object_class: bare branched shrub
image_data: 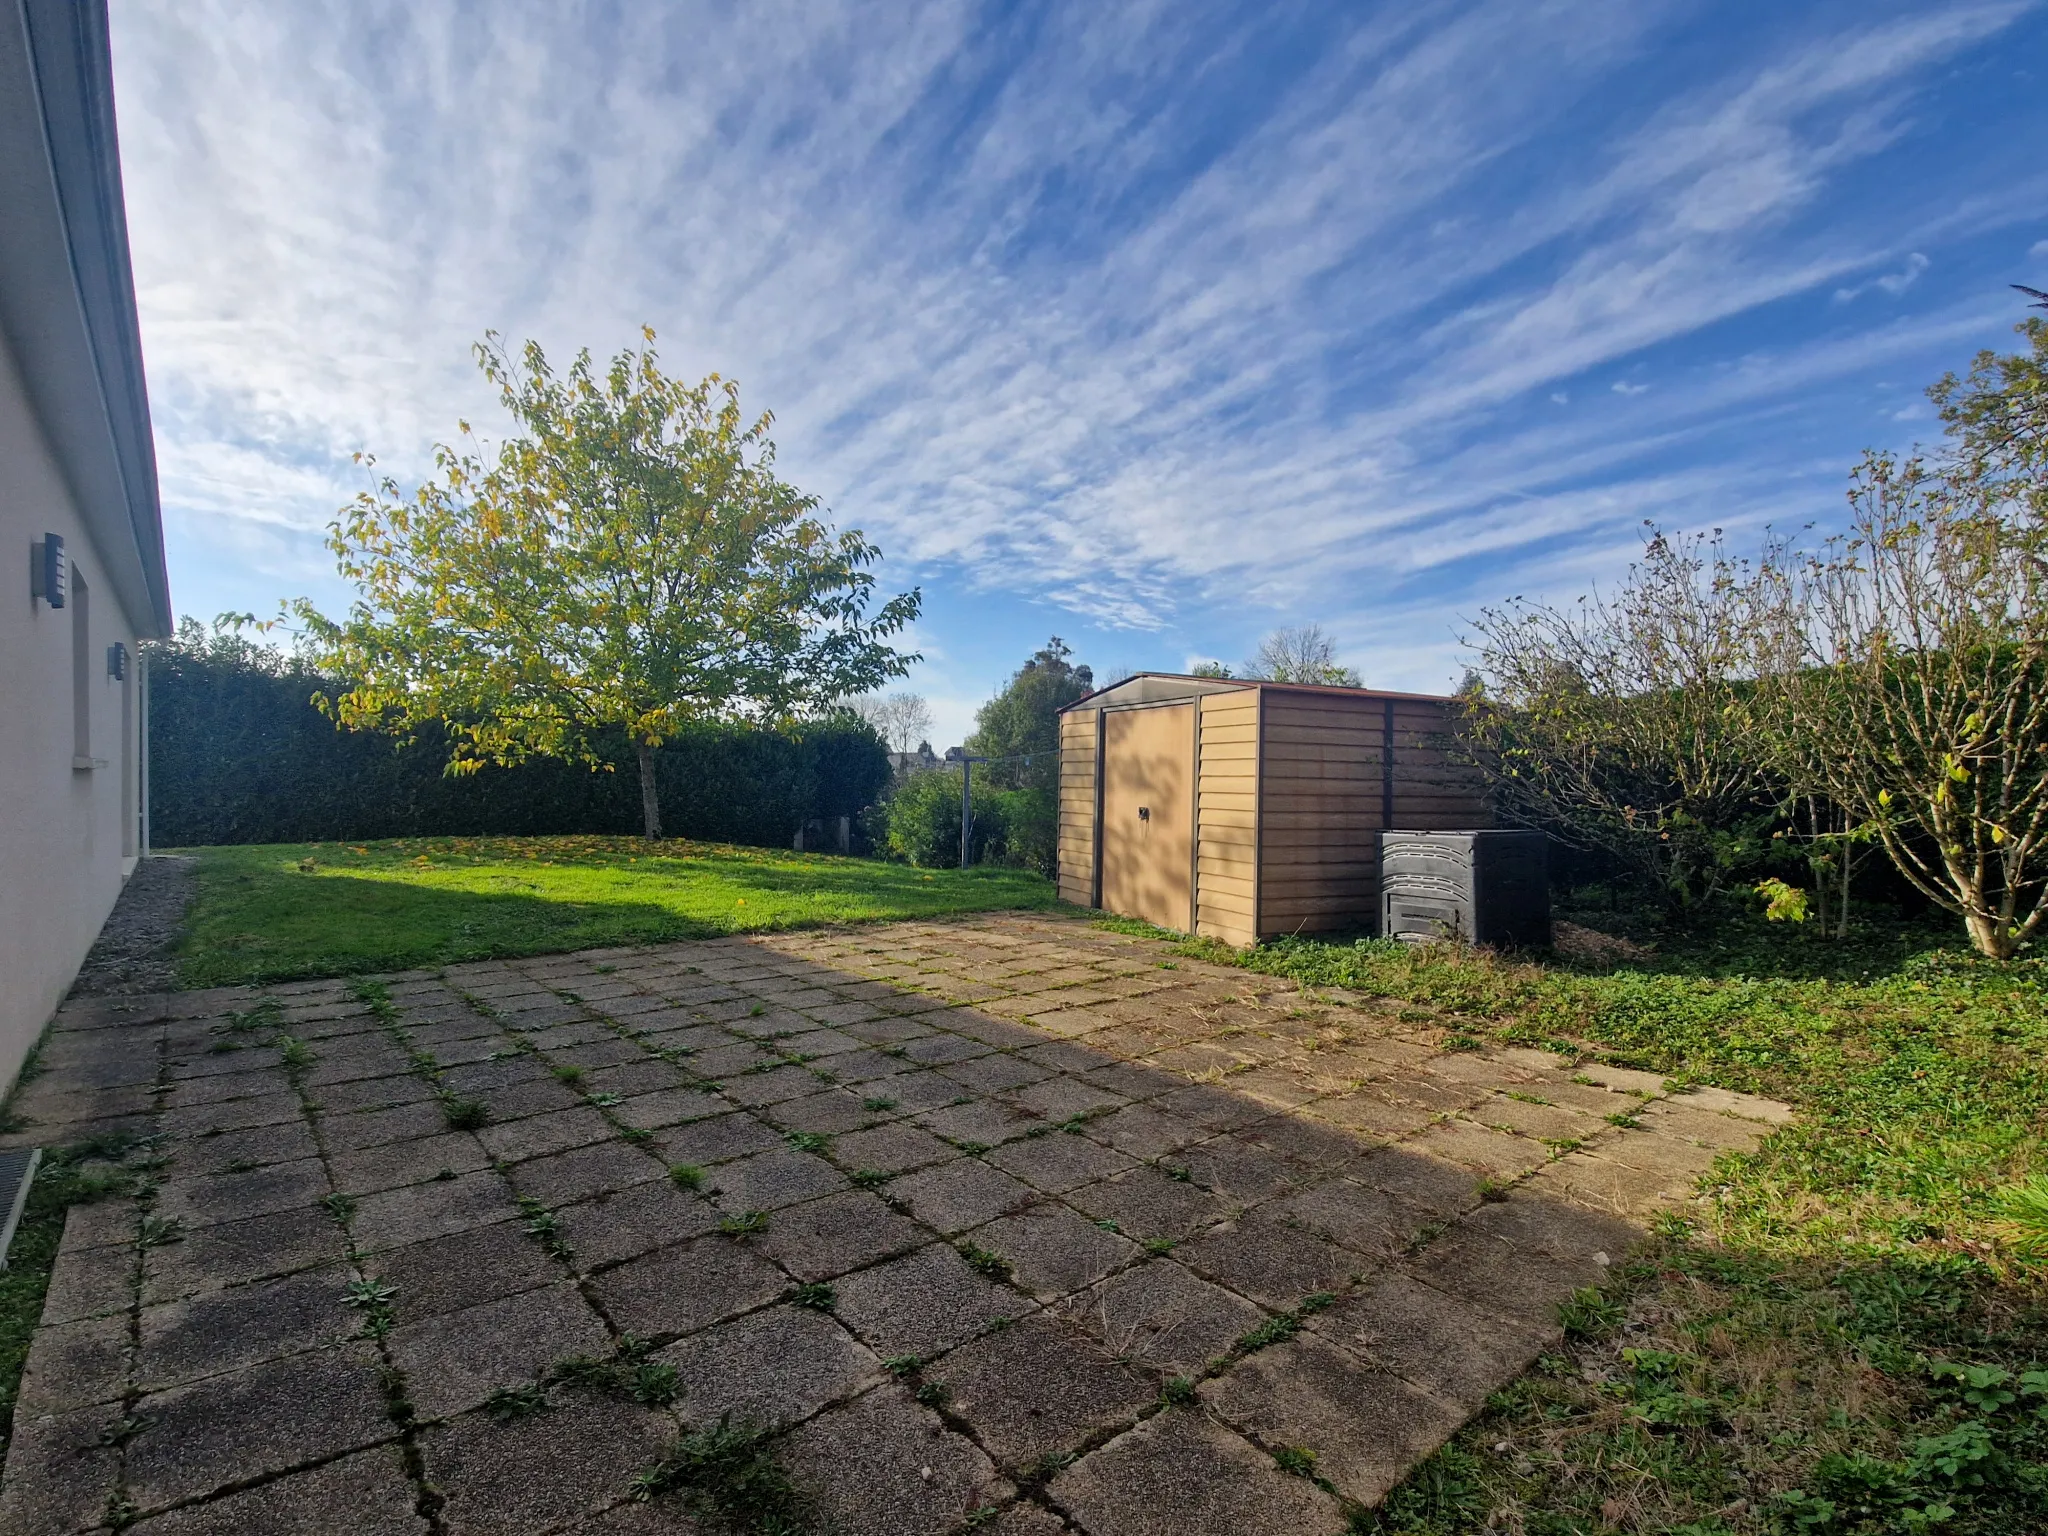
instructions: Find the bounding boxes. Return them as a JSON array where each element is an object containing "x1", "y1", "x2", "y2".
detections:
[
  {"x1": 1765, "y1": 452, "x2": 2048, "y2": 959},
  {"x1": 1461, "y1": 530, "x2": 1790, "y2": 903}
]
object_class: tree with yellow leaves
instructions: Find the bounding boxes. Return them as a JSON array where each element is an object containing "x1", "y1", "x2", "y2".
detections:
[{"x1": 296, "y1": 331, "x2": 919, "y2": 839}]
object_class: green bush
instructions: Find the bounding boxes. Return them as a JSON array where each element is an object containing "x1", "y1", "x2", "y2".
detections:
[
  {"x1": 145, "y1": 620, "x2": 891, "y2": 848},
  {"x1": 992, "y1": 785, "x2": 1057, "y2": 878},
  {"x1": 882, "y1": 769, "x2": 1012, "y2": 867}
]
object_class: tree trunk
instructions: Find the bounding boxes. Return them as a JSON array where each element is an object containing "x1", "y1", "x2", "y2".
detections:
[
  {"x1": 636, "y1": 741, "x2": 663, "y2": 841},
  {"x1": 1836, "y1": 837, "x2": 1852, "y2": 941},
  {"x1": 1963, "y1": 907, "x2": 2013, "y2": 961}
]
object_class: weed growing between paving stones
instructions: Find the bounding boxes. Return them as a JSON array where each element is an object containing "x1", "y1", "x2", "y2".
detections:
[
  {"x1": 783, "y1": 1131, "x2": 829, "y2": 1154},
  {"x1": 519, "y1": 1197, "x2": 575, "y2": 1260},
  {"x1": 957, "y1": 1242, "x2": 1013, "y2": 1280},
  {"x1": 136, "y1": 1213, "x2": 183, "y2": 1248},
  {"x1": 848, "y1": 1168, "x2": 891, "y2": 1190},
  {"x1": 343, "y1": 1278, "x2": 399, "y2": 1340},
  {"x1": 550, "y1": 1347, "x2": 683, "y2": 1407},
  {"x1": 790, "y1": 1283, "x2": 835, "y2": 1310},
  {"x1": 96, "y1": 1413, "x2": 153, "y2": 1447},
  {"x1": 484, "y1": 1383, "x2": 549, "y2": 1421},
  {"x1": 1274, "y1": 1445, "x2": 1319, "y2": 1478},
  {"x1": 631, "y1": 1414, "x2": 810, "y2": 1534},
  {"x1": 442, "y1": 1095, "x2": 490, "y2": 1130},
  {"x1": 669, "y1": 1162, "x2": 706, "y2": 1190},
  {"x1": 719, "y1": 1210, "x2": 769, "y2": 1236},
  {"x1": 1235, "y1": 1314, "x2": 1300, "y2": 1353}
]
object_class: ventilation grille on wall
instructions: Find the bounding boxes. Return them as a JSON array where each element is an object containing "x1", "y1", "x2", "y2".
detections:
[{"x1": 0, "y1": 1149, "x2": 43, "y2": 1270}]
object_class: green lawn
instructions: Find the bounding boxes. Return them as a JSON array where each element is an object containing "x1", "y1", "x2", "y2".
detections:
[
  {"x1": 173, "y1": 835, "x2": 1056, "y2": 986},
  {"x1": 1108, "y1": 910, "x2": 2048, "y2": 1535}
]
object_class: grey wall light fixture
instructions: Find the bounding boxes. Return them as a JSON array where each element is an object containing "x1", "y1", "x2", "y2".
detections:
[{"x1": 30, "y1": 534, "x2": 66, "y2": 608}]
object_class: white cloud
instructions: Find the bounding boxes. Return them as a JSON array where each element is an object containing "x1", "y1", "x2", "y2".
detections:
[
  {"x1": 108, "y1": 0, "x2": 2037, "y2": 667},
  {"x1": 1835, "y1": 249, "x2": 1931, "y2": 301}
]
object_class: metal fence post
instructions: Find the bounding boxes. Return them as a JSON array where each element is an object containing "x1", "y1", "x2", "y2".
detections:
[{"x1": 959, "y1": 757, "x2": 972, "y2": 869}]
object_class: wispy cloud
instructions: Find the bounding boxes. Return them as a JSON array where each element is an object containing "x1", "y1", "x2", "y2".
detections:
[{"x1": 109, "y1": 0, "x2": 2044, "y2": 696}]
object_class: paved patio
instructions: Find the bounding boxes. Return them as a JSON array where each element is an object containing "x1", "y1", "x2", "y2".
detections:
[{"x1": 0, "y1": 911, "x2": 1787, "y2": 1535}]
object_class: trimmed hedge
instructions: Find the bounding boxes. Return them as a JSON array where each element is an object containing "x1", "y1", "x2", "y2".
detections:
[{"x1": 146, "y1": 632, "x2": 891, "y2": 849}]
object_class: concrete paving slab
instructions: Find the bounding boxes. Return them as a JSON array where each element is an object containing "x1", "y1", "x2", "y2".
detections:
[
  {"x1": 784, "y1": 1384, "x2": 1013, "y2": 1536},
  {"x1": 368, "y1": 1219, "x2": 563, "y2": 1324},
  {"x1": 135, "y1": 1264, "x2": 354, "y2": 1390},
  {"x1": 123, "y1": 1343, "x2": 393, "y2": 1509},
  {"x1": 588, "y1": 1232, "x2": 788, "y2": 1338},
  {"x1": 1203, "y1": 1332, "x2": 1467, "y2": 1505},
  {"x1": 752, "y1": 1189, "x2": 927, "y2": 1281},
  {"x1": 935, "y1": 1313, "x2": 1154, "y2": 1473},
  {"x1": 971, "y1": 1201, "x2": 1139, "y2": 1299},
  {"x1": 389, "y1": 1282, "x2": 609, "y2": 1420},
  {"x1": 1048, "y1": 1408, "x2": 1344, "y2": 1536},
  {"x1": 830, "y1": 1242, "x2": 1029, "y2": 1358},
  {"x1": 127, "y1": 1444, "x2": 426, "y2": 1536},
  {"x1": 424, "y1": 1393, "x2": 672, "y2": 1536},
  {"x1": 656, "y1": 1304, "x2": 877, "y2": 1428},
  {"x1": 1062, "y1": 1258, "x2": 1265, "y2": 1375}
]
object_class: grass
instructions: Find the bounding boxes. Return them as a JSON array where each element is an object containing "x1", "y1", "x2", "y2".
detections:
[
  {"x1": 1103, "y1": 905, "x2": 2048, "y2": 1534},
  {"x1": 0, "y1": 1138, "x2": 142, "y2": 1463},
  {"x1": 171, "y1": 834, "x2": 1057, "y2": 986}
]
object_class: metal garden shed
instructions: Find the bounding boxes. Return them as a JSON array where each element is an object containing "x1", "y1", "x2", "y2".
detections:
[{"x1": 1056, "y1": 673, "x2": 1491, "y2": 945}]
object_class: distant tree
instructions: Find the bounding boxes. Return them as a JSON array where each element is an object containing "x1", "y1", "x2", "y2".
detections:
[
  {"x1": 1244, "y1": 624, "x2": 1362, "y2": 686},
  {"x1": 296, "y1": 330, "x2": 919, "y2": 840},
  {"x1": 1190, "y1": 660, "x2": 1234, "y2": 678},
  {"x1": 847, "y1": 691, "x2": 934, "y2": 753},
  {"x1": 966, "y1": 637, "x2": 1094, "y2": 791}
]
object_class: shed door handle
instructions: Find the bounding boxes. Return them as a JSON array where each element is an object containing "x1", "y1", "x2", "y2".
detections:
[{"x1": 1138, "y1": 806, "x2": 1150, "y2": 821}]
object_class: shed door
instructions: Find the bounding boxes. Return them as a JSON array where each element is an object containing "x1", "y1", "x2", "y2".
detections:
[{"x1": 1101, "y1": 703, "x2": 1195, "y2": 932}]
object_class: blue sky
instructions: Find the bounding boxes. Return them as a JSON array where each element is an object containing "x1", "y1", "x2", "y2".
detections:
[{"x1": 111, "y1": 0, "x2": 2048, "y2": 749}]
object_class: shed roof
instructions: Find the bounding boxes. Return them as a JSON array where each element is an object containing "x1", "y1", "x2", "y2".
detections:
[{"x1": 1059, "y1": 671, "x2": 1456, "y2": 714}]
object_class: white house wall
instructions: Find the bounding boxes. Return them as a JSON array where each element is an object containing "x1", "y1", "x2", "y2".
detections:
[{"x1": 0, "y1": 319, "x2": 144, "y2": 1092}]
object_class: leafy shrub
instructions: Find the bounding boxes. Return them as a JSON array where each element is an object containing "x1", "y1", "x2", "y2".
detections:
[{"x1": 880, "y1": 769, "x2": 1010, "y2": 867}]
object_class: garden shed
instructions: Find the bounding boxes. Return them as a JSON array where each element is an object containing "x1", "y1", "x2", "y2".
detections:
[{"x1": 1057, "y1": 673, "x2": 1490, "y2": 945}]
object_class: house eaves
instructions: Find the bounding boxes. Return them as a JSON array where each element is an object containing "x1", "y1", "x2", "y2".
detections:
[{"x1": 0, "y1": 0, "x2": 170, "y2": 637}]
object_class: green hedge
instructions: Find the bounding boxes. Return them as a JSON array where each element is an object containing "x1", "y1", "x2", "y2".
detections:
[{"x1": 146, "y1": 630, "x2": 891, "y2": 849}]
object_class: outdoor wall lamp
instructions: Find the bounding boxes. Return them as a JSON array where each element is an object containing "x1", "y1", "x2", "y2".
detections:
[
  {"x1": 107, "y1": 641, "x2": 127, "y2": 680},
  {"x1": 30, "y1": 534, "x2": 65, "y2": 608}
]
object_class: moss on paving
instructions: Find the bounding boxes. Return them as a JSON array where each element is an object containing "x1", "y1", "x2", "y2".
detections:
[{"x1": 173, "y1": 835, "x2": 1056, "y2": 986}]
